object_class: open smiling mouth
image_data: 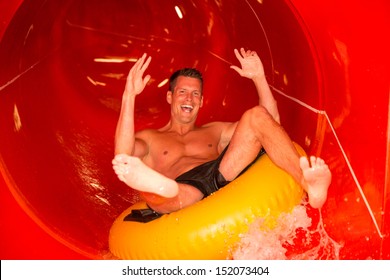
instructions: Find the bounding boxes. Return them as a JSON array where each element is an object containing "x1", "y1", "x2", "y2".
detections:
[{"x1": 181, "y1": 105, "x2": 194, "y2": 113}]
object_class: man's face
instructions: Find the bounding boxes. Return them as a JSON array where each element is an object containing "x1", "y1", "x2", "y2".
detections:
[{"x1": 167, "y1": 76, "x2": 203, "y2": 124}]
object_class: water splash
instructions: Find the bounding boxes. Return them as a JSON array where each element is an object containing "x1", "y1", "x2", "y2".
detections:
[{"x1": 232, "y1": 204, "x2": 343, "y2": 260}]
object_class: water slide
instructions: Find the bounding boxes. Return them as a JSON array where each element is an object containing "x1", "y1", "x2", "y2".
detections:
[{"x1": 0, "y1": 0, "x2": 389, "y2": 259}]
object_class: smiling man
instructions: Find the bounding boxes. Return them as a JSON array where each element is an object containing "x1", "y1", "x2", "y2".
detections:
[{"x1": 112, "y1": 48, "x2": 331, "y2": 214}]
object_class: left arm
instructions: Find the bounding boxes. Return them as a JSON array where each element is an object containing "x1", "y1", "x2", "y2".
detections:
[{"x1": 230, "y1": 48, "x2": 280, "y2": 123}]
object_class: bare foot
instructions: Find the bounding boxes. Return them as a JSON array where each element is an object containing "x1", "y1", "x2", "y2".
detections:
[
  {"x1": 112, "y1": 154, "x2": 179, "y2": 198},
  {"x1": 299, "y1": 156, "x2": 332, "y2": 208}
]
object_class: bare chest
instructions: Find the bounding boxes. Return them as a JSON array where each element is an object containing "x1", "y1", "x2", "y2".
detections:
[{"x1": 144, "y1": 130, "x2": 221, "y2": 177}]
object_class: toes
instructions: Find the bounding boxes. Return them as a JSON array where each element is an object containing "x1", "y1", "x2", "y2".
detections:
[
  {"x1": 117, "y1": 174, "x2": 125, "y2": 182},
  {"x1": 305, "y1": 156, "x2": 331, "y2": 174},
  {"x1": 309, "y1": 156, "x2": 326, "y2": 168},
  {"x1": 299, "y1": 156, "x2": 310, "y2": 170},
  {"x1": 113, "y1": 163, "x2": 128, "y2": 175},
  {"x1": 112, "y1": 158, "x2": 119, "y2": 165},
  {"x1": 315, "y1": 157, "x2": 323, "y2": 166},
  {"x1": 114, "y1": 154, "x2": 129, "y2": 164},
  {"x1": 310, "y1": 156, "x2": 317, "y2": 167},
  {"x1": 112, "y1": 155, "x2": 123, "y2": 165},
  {"x1": 112, "y1": 165, "x2": 121, "y2": 175}
]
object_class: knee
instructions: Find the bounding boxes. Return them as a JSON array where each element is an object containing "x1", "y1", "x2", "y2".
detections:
[{"x1": 243, "y1": 106, "x2": 273, "y2": 126}]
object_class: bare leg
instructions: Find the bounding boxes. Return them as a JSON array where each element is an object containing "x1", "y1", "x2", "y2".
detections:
[
  {"x1": 141, "y1": 184, "x2": 203, "y2": 214},
  {"x1": 219, "y1": 106, "x2": 301, "y2": 181},
  {"x1": 219, "y1": 105, "x2": 331, "y2": 208},
  {"x1": 112, "y1": 154, "x2": 203, "y2": 213}
]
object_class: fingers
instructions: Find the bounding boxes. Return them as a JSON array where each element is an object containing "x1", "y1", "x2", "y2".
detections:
[
  {"x1": 231, "y1": 48, "x2": 261, "y2": 79},
  {"x1": 135, "y1": 54, "x2": 151, "y2": 74},
  {"x1": 129, "y1": 53, "x2": 145, "y2": 73},
  {"x1": 233, "y1": 48, "x2": 242, "y2": 61},
  {"x1": 237, "y1": 47, "x2": 257, "y2": 58},
  {"x1": 140, "y1": 55, "x2": 151, "y2": 73},
  {"x1": 240, "y1": 47, "x2": 253, "y2": 57},
  {"x1": 125, "y1": 54, "x2": 152, "y2": 95},
  {"x1": 230, "y1": 65, "x2": 243, "y2": 76},
  {"x1": 233, "y1": 48, "x2": 254, "y2": 61},
  {"x1": 143, "y1": 74, "x2": 151, "y2": 87},
  {"x1": 240, "y1": 47, "x2": 246, "y2": 57},
  {"x1": 248, "y1": 50, "x2": 257, "y2": 57},
  {"x1": 230, "y1": 48, "x2": 247, "y2": 76},
  {"x1": 231, "y1": 49, "x2": 243, "y2": 74},
  {"x1": 128, "y1": 53, "x2": 151, "y2": 77}
]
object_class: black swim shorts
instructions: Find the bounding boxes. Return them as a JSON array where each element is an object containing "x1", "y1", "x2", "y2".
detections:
[{"x1": 175, "y1": 146, "x2": 266, "y2": 198}]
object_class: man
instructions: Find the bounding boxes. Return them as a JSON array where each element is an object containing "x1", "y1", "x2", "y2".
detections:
[{"x1": 112, "y1": 48, "x2": 331, "y2": 214}]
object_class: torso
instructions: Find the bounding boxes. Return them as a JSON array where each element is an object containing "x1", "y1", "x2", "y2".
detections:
[{"x1": 136, "y1": 122, "x2": 232, "y2": 179}]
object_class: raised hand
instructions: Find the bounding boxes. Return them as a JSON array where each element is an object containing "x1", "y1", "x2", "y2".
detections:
[
  {"x1": 230, "y1": 48, "x2": 265, "y2": 80},
  {"x1": 125, "y1": 53, "x2": 152, "y2": 96}
]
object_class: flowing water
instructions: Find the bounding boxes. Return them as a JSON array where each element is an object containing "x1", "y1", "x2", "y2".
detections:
[{"x1": 232, "y1": 204, "x2": 343, "y2": 260}]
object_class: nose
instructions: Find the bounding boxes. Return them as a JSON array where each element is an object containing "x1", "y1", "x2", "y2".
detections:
[{"x1": 185, "y1": 92, "x2": 193, "y2": 101}]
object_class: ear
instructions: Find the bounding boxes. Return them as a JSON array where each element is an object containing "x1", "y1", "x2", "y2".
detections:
[
  {"x1": 200, "y1": 96, "x2": 204, "y2": 108},
  {"x1": 166, "y1": 91, "x2": 173, "y2": 104}
]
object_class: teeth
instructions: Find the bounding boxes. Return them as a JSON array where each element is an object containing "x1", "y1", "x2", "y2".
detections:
[{"x1": 181, "y1": 105, "x2": 193, "y2": 111}]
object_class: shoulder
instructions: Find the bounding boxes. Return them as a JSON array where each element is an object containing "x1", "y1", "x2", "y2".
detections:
[
  {"x1": 133, "y1": 129, "x2": 159, "y2": 158},
  {"x1": 134, "y1": 129, "x2": 159, "y2": 145},
  {"x1": 135, "y1": 128, "x2": 158, "y2": 137},
  {"x1": 202, "y1": 121, "x2": 238, "y2": 151},
  {"x1": 202, "y1": 121, "x2": 237, "y2": 133},
  {"x1": 201, "y1": 121, "x2": 232, "y2": 130}
]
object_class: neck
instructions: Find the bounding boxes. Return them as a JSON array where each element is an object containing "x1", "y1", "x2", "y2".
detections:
[{"x1": 162, "y1": 120, "x2": 197, "y2": 135}]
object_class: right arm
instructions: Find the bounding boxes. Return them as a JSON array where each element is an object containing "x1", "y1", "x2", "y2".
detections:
[{"x1": 114, "y1": 53, "x2": 151, "y2": 156}]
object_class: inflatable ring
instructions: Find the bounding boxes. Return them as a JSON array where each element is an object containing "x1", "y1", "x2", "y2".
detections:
[{"x1": 109, "y1": 144, "x2": 305, "y2": 259}]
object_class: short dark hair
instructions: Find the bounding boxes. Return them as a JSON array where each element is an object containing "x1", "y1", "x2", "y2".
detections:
[{"x1": 169, "y1": 68, "x2": 203, "y2": 92}]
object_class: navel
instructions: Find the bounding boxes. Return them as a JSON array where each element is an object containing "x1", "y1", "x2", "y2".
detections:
[
  {"x1": 163, "y1": 151, "x2": 168, "y2": 155},
  {"x1": 208, "y1": 143, "x2": 213, "y2": 148}
]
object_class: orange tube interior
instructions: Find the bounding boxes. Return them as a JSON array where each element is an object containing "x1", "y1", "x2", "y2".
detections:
[{"x1": 0, "y1": 0, "x2": 389, "y2": 259}]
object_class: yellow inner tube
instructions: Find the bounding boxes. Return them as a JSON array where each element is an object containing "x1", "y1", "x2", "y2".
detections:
[{"x1": 109, "y1": 144, "x2": 305, "y2": 260}]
